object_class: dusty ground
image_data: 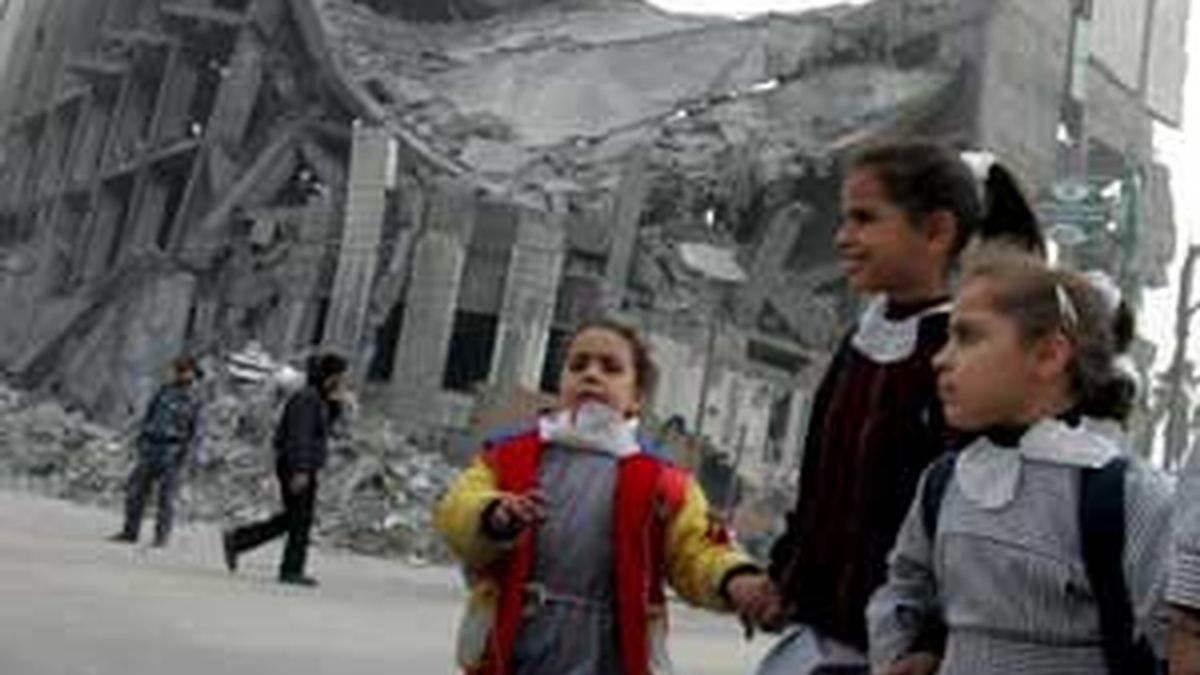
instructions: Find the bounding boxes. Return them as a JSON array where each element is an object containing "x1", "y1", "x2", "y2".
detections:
[{"x1": 0, "y1": 487, "x2": 770, "y2": 674}]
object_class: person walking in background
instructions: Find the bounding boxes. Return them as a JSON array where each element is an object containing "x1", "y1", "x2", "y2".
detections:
[
  {"x1": 110, "y1": 355, "x2": 203, "y2": 548},
  {"x1": 738, "y1": 140, "x2": 1044, "y2": 674},
  {"x1": 221, "y1": 352, "x2": 349, "y2": 587},
  {"x1": 867, "y1": 247, "x2": 1171, "y2": 675}
]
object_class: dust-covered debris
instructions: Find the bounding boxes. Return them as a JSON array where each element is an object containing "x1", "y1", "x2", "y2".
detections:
[{"x1": 0, "y1": 369, "x2": 458, "y2": 564}]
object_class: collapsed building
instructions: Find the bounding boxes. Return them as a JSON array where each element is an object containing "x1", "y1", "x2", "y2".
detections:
[{"x1": 0, "y1": 0, "x2": 1188, "y2": 488}]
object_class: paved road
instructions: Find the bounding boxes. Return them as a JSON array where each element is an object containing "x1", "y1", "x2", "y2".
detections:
[{"x1": 0, "y1": 489, "x2": 770, "y2": 674}]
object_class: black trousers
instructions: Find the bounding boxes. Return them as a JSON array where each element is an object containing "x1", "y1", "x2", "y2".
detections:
[
  {"x1": 228, "y1": 465, "x2": 318, "y2": 579},
  {"x1": 121, "y1": 443, "x2": 185, "y2": 545}
]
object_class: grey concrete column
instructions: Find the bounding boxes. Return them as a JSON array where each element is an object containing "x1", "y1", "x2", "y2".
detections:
[
  {"x1": 389, "y1": 179, "x2": 476, "y2": 424},
  {"x1": 489, "y1": 207, "x2": 565, "y2": 392},
  {"x1": 736, "y1": 204, "x2": 807, "y2": 325},
  {"x1": 323, "y1": 123, "x2": 393, "y2": 355},
  {"x1": 603, "y1": 150, "x2": 650, "y2": 309}
]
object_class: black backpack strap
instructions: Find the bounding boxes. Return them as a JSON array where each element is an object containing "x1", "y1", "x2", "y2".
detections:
[
  {"x1": 1079, "y1": 457, "x2": 1159, "y2": 674},
  {"x1": 921, "y1": 452, "x2": 957, "y2": 541}
]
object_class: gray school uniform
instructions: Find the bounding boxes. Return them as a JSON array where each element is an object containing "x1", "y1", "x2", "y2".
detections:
[
  {"x1": 868, "y1": 421, "x2": 1173, "y2": 675},
  {"x1": 511, "y1": 443, "x2": 623, "y2": 675}
]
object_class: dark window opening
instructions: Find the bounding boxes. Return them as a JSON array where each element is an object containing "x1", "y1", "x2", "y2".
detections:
[
  {"x1": 538, "y1": 327, "x2": 572, "y2": 394},
  {"x1": 276, "y1": 159, "x2": 324, "y2": 206},
  {"x1": 187, "y1": 57, "x2": 223, "y2": 133},
  {"x1": 50, "y1": 202, "x2": 88, "y2": 295},
  {"x1": 135, "y1": 52, "x2": 168, "y2": 142},
  {"x1": 103, "y1": 177, "x2": 135, "y2": 270},
  {"x1": 764, "y1": 392, "x2": 792, "y2": 465},
  {"x1": 364, "y1": 78, "x2": 395, "y2": 106},
  {"x1": 0, "y1": 212, "x2": 22, "y2": 247},
  {"x1": 443, "y1": 311, "x2": 498, "y2": 393},
  {"x1": 310, "y1": 297, "x2": 330, "y2": 347},
  {"x1": 894, "y1": 34, "x2": 941, "y2": 70},
  {"x1": 57, "y1": 105, "x2": 81, "y2": 173},
  {"x1": 367, "y1": 301, "x2": 405, "y2": 382},
  {"x1": 243, "y1": 70, "x2": 282, "y2": 157},
  {"x1": 783, "y1": 174, "x2": 841, "y2": 271},
  {"x1": 20, "y1": 121, "x2": 45, "y2": 202},
  {"x1": 213, "y1": 0, "x2": 251, "y2": 11},
  {"x1": 184, "y1": 301, "x2": 199, "y2": 344},
  {"x1": 81, "y1": 91, "x2": 118, "y2": 180},
  {"x1": 563, "y1": 249, "x2": 607, "y2": 276},
  {"x1": 155, "y1": 166, "x2": 190, "y2": 249},
  {"x1": 746, "y1": 339, "x2": 809, "y2": 375},
  {"x1": 107, "y1": 0, "x2": 144, "y2": 28}
]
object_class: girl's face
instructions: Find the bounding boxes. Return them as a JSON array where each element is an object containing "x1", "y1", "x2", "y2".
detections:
[
  {"x1": 559, "y1": 328, "x2": 641, "y2": 418},
  {"x1": 836, "y1": 167, "x2": 953, "y2": 299},
  {"x1": 933, "y1": 278, "x2": 1061, "y2": 430}
]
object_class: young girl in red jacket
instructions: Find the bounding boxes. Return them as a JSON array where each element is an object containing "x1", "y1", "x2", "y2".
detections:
[{"x1": 436, "y1": 318, "x2": 762, "y2": 675}]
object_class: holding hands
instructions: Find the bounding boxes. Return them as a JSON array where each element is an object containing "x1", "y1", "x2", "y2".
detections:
[
  {"x1": 726, "y1": 573, "x2": 793, "y2": 633},
  {"x1": 875, "y1": 653, "x2": 940, "y2": 675}
]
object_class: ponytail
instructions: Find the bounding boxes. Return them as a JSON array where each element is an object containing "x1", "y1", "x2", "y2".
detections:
[
  {"x1": 1077, "y1": 371, "x2": 1137, "y2": 423},
  {"x1": 979, "y1": 164, "x2": 1045, "y2": 257}
]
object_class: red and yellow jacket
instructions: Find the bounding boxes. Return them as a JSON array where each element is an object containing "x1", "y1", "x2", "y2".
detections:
[{"x1": 434, "y1": 424, "x2": 755, "y2": 675}]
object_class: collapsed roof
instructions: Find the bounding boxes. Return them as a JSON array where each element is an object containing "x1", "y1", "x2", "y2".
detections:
[{"x1": 312, "y1": 0, "x2": 965, "y2": 208}]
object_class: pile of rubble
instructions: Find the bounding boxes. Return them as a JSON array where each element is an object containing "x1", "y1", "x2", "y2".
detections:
[{"x1": 0, "y1": 354, "x2": 458, "y2": 564}]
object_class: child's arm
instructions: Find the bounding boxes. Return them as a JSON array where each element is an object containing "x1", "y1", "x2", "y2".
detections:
[
  {"x1": 866, "y1": 472, "x2": 943, "y2": 671},
  {"x1": 662, "y1": 474, "x2": 758, "y2": 612},
  {"x1": 434, "y1": 457, "x2": 513, "y2": 568}
]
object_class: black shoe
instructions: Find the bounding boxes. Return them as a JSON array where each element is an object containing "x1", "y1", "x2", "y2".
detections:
[
  {"x1": 107, "y1": 532, "x2": 136, "y2": 544},
  {"x1": 221, "y1": 531, "x2": 238, "y2": 573},
  {"x1": 278, "y1": 575, "x2": 319, "y2": 588}
]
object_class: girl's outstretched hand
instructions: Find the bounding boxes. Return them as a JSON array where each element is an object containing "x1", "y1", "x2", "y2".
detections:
[{"x1": 486, "y1": 491, "x2": 547, "y2": 538}]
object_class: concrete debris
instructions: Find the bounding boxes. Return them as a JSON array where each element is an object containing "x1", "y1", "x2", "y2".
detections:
[{"x1": 0, "y1": 373, "x2": 456, "y2": 564}]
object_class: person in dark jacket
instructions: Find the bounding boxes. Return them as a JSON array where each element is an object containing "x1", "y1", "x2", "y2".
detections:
[
  {"x1": 222, "y1": 352, "x2": 349, "y2": 586},
  {"x1": 110, "y1": 355, "x2": 203, "y2": 548}
]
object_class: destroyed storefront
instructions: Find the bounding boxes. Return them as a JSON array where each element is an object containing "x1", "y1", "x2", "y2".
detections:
[{"x1": 0, "y1": 0, "x2": 1184, "y2": 490}]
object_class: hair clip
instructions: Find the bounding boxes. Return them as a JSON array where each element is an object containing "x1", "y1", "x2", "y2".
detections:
[
  {"x1": 959, "y1": 150, "x2": 996, "y2": 183},
  {"x1": 1081, "y1": 270, "x2": 1121, "y2": 314},
  {"x1": 959, "y1": 150, "x2": 996, "y2": 203},
  {"x1": 1056, "y1": 284, "x2": 1080, "y2": 332}
]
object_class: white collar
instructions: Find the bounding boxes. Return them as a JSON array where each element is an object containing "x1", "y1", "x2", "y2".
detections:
[
  {"x1": 538, "y1": 402, "x2": 641, "y2": 458},
  {"x1": 956, "y1": 419, "x2": 1120, "y2": 509},
  {"x1": 851, "y1": 295, "x2": 951, "y2": 364}
]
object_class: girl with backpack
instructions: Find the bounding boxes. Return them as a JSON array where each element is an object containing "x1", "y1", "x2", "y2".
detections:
[{"x1": 866, "y1": 247, "x2": 1172, "y2": 675}]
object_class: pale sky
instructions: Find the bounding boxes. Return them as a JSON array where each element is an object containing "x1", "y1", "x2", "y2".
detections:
[{"x1": 650, "y1": 0, "x2": 1199, "y2": 371}]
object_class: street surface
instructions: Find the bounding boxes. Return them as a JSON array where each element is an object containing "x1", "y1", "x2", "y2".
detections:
[{"x1": 0, "y1": 489, "x2": 769, "y2": 674}]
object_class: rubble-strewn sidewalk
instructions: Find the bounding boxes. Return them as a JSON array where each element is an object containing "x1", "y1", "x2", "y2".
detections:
[{"x1": 0, "y1": 377, "x2": 455, "y2": 564}]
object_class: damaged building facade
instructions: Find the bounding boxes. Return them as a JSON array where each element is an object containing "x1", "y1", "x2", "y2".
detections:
[{"x1": 0, "y1": 0, "x2": 1188, "y2": 485}]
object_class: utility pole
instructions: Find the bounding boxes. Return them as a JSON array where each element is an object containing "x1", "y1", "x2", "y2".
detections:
[
  {"x1": 1164, "y1": 244, "x2": 1200, "y2": 470},
  {"x1": 1064, "y1": 0, "x2": 1094, "y2": 186}
]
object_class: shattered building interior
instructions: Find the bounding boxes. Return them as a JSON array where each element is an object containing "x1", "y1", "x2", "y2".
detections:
[{"x1": 0, "y1": 0, "x2": 1188, "y2": 484}]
